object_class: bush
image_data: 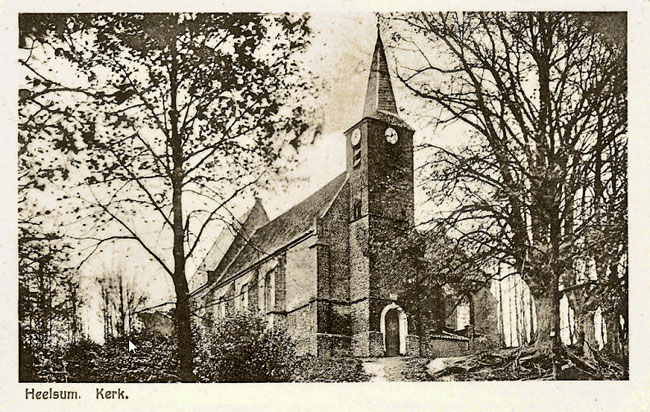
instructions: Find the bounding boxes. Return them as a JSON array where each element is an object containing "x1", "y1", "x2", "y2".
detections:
[
  {"x1": 64, "y1": 332, "x2": 179, "y2": 382},
  {"x1": 19, "y1": 343, "x2": 70, "y2": 383},
  {"x1": 194, "y1": 314, "x2": 295, "y2": 382}
]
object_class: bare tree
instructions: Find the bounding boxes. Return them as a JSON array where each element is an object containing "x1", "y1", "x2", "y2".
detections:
[
  {"x1": 387, "y1": 12, "x2": 627, "y2": 374},
  {"x1": 96, "y1": 268, "x2": 149, "y2": 340}
]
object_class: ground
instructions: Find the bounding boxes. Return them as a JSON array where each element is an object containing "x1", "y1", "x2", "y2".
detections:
[
  {"x1": 360, "y1": 346, "x2": 627, "y2": 382},
  {"x1": 361, "y1": 357, "x2": 432, "y2": 382}
]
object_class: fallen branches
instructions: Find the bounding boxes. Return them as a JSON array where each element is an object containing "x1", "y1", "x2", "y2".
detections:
[{"x1": 426, "y1": 344, "x2": 627, "y2": 381}]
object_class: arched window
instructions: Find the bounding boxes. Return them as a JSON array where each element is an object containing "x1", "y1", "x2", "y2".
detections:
[
  {"x1": 225, "y1": 283, "x2": 235, "y2": 315},
  {"x1": 265, "y1": 270, "x2": 275, "y2": 313},
  {"x1": 456, "y1": 295, "x2": 472, "y2": 330},
  {"x1": 258, "y1": 275, "x2": 265, "y2": 312},
  {"x1": 352, "y1": 199, "x2": 362, "y2": 221},
  {"x1": 240, "y1": 283, "x2": 249, "y2": 312},
  {"x1": 219, "y1": 301, "x2": 226, "y2": 318}
]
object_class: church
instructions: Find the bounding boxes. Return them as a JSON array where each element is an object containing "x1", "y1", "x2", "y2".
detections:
[{"x1": 189, "y1": 29, "x2": 499, "y2": 358}]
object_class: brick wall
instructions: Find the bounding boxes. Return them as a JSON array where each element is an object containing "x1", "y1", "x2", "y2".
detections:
[
  {"x1": 350, "y1": 300, "x2": 370, "y2": 356},
  {"x1": 285, "y1": 239, "x2": 317, "y2": 312},
  {"x1": 286, "y1": 302, "x2": 317, "y2": 356},
  {"x1": 426, "y1": 336, "x2": 471, "y2": 358},
  {"x1": 316, "y1": 333, "x2": 352, "y2": 357},
  {"x1": 316, "y1": 181, "x2": 350, "y2": 302},
  {"x1": 366, "y1": 121, "x2": 414, "y2": 225}
]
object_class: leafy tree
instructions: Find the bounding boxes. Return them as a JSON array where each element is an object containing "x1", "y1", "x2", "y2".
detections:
[
  {"x1": 387, "y1": 12, "x2": 626, "y2": 373},
  {"x1": 19, "y1": 13, "x2": 318, "y2": 380}
]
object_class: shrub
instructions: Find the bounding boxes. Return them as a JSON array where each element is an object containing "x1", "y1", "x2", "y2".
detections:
[
  {"x1": 64, "y1": 333, "x2": 179, "y2": 382},
  {"x1": 19, "y1": 343, "x2": 70, "y2": 383},
  {"x1": 194, "y1": 314, "x2": 295, "y2": 382}
]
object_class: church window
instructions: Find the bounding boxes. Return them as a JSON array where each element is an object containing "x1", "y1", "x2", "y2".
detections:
[
  {"x1": 456, "y1": 295, "x2": 472, "y2": 330},
  {"x1": 258, "y1": 276, "x2": 265, "y2": 312},
  {"x1": 351, "y1": 129, "x2": 362, "y2": 168},
  {"x1": 353, "y1": 147, "x2": 361, "y2": 168},
  {"x1": 265, "y1": 270, "x2": 275, "y2": 313},
  {"x1": 240, "y1": 283, "x2": 249, "y2": 312},
  {"x1": 225, "y1": 283, "x2": 235, "y2": 315},
  {"x1": 353, "y1": 199, "x2": 362, "y2": 220}
]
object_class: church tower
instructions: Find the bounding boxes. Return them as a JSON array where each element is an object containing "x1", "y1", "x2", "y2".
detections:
[{"x1": 345, "y1": 26, "x2": 416, "y2": 356}]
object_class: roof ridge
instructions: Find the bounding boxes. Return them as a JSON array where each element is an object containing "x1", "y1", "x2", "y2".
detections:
[{"x1": 320, "y1": 173, "x2": 349, "y2": 220}]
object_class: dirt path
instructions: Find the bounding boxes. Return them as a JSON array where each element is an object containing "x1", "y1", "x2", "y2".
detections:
[{"x1": 361, "y1": 357, "x2": 417, "y2": 382}]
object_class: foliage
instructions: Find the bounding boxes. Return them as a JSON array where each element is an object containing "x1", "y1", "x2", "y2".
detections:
[
  {"x1": 24, "y1": 316, "x2": 370, "y2": 383},
  {"x1": 193, "y1": 313, "x2": 295, "y2": 382},
  {"x1": 21, "y1": 332, "x2": 180, "y2": 383},
  {"x1": 96, "y1": 268, "x2": 149, "y2": 341},
  {"x1": 70, "y1": 333, "x2": 179, "y2": 383}
]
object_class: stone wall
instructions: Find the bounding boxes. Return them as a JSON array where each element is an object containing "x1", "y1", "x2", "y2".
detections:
[
  {"x1": 406, "y1": 334, "x2": 421, "y2": 356},
  {"x1": 349, "y1": 218, "x2": 370, "y2": 302},
  {"x1": 350, "y1": 300, "x2": 370, "y2": 356},
  {"x1": 316, "y1": 300, "x2": 351, "y2": 337},
  {"x1": 316, "y1": 333, "x2": 351, "y2": 357},
  {"x1": 316, "y1": 180, "x2": 350, "y2": 303}
]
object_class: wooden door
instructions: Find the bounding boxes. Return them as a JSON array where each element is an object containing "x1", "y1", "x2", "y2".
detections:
[{"x1": 385, "y1": 309, "x2": 400, "y2": 356}]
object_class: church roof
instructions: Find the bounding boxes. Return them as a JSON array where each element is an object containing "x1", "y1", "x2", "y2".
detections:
[
  {"x1": 208, "y1": 197, "x2": 269, "y2": 283},
  {"x1": 188, "y1": 199, "x2": 268, "y2": 292},
  {"x1": 208, "y1": 172, "x2": 348, "y2": 286}
]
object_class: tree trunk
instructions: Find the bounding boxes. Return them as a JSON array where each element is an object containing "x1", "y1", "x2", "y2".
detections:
[
  {"x1": 582, "y1": 311, "x2": 597, "y2": 359},
  {"x1": 534, "y1": 292, "x2": 562, "y2": 378},
  {"x1": 173, "y1": 278, "x2": 194, "y2": 381},
  {"x1": 169, "y1": 31, "x2": 195, "y2": 382},
  {"x1": 497, "y1": 276, "x2": 505, "y2": 347},
  {"x1": 533, "y1": 295, "x2": 554, "y2": 349},
  {"x1": 605, "y1": 315, "x2": 621, "y2": 357}
]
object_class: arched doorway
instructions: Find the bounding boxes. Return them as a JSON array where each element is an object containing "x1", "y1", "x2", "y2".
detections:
[
  {"x1": 380, "y1": 303, "x2": 408, "y2": 356},
  {"x1": 385, "y1": 309, "x2": 400, "y2": 356}
]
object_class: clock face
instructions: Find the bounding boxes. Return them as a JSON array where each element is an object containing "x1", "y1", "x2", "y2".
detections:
[
  {"x1": 351, "y1": 129, "x2": 361, "y2": 146},
  {"x1": 385, "y1": 128, "x2": 398, "y2": 144}
]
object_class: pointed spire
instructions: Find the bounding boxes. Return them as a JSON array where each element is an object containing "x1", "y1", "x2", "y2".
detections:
[{"x1": 362, "y1": 24, "x2": 398, "y2": 117}]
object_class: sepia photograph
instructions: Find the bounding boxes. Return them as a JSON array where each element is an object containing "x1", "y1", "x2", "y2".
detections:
[{"x1": 16, "y1": 10, "x2": 629, "y2": 387}]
